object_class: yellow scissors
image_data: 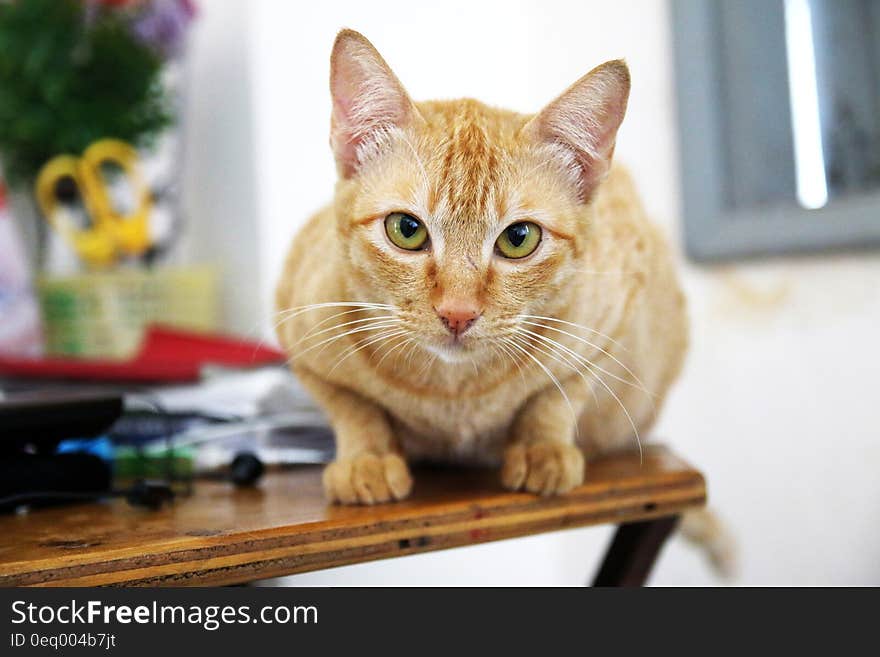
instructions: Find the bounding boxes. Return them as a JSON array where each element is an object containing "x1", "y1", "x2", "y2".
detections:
[{"x1": 35, "y1": 138, "x2": 153, "y2": 267}]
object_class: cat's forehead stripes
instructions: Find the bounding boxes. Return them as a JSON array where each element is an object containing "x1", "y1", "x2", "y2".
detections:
[
  {"x1": 420, "y1": 100, "x2": 520, "y2": 227},
  {"x1": 436, "y1": 104, "x2": 501, "y2": 222}
]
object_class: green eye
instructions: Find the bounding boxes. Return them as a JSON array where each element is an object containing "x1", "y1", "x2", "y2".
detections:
[
  {"x1": 495, "y1": 222, "x2": 541, "y2": 259},
  {"x1": 385, "y1": 212, "x2": 429, "y2": 251}
]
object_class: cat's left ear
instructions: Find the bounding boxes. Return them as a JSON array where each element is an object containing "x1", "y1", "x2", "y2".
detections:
[
  {"x1": 523, "y1": 60, "x2": 630, "y2": 200},
  {"x1": 329, "y1": 29, "x2": 421, "y2": 178}
]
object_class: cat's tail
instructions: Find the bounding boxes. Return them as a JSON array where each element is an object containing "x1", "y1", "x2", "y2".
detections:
[{"x1": 678, "y1": 507, "x2": 738, "y2": 579}]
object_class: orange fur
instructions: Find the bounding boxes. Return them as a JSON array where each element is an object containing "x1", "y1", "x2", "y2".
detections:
[{"x1": 275, "y1": 30, "x2": 688, "y2": 504}]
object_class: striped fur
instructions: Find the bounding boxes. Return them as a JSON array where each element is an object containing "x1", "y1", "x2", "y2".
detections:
[{"x1": 275, "y1": 30, "x2": 688, "y2": 505}]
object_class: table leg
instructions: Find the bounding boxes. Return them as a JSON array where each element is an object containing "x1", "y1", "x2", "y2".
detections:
[{"x1": 591, "y1": 515, "x2": 680, "y2": 587}]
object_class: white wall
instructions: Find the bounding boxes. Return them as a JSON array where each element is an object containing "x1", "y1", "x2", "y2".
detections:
[
  {"x1": 181, "y1": 1, "x2": 261, "y2": 335},
  {"x1": 190, "y1": 0, "x2": 880, "y2": 585}
]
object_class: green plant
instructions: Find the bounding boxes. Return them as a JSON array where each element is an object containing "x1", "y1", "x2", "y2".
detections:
[{"x1": 0, "y1": 0, "x2": 172, "y2": 188}]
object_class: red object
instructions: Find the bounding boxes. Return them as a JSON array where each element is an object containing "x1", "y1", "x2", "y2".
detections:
[{"x1": 0, "y1": 326, "x2": 286, "y2": 383}]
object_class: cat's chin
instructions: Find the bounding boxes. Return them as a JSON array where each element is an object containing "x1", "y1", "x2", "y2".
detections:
[{"x1": 422, "y1": 341, "x2": 478, "y2": 364}]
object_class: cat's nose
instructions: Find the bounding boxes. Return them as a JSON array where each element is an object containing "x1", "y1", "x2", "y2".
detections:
[{"x1": 435, "y1": 301, "x2": 481, "y2": 337}]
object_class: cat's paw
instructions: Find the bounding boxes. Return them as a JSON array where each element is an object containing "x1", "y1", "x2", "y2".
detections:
[
  {"x1": 501, "y1": 441, "x2": 584, "y2": 496},
  {"x1": 322, "y1": 453, "x2": 413, "y2": 505}
]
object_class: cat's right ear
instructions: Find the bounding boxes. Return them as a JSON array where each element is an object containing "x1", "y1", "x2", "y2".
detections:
[
  {"x1": 523, "y1": 60, "x2": 631, "y2": 201},
  {"x1": 329, "y1": 29, "x2": 420, "y2": 178}
]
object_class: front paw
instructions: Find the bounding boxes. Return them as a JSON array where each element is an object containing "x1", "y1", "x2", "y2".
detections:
[
  {"x1": 322, "y1": 453, "x2": 413, "y2": 505},
  {"x1": 501, "y1": 441, "x2": 585, "y2": 496}
]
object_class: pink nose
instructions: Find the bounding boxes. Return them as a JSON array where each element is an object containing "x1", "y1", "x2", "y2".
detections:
[{"x1": 436, "y1": 302, "x2": 481, "y2": 337}]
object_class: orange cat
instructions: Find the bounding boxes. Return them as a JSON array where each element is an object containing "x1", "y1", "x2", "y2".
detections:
[{"x1": 276, "y1": 30, "x2": 688, "y2": 506}]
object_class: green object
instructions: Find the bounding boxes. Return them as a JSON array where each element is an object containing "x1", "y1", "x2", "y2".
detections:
[
  {"x1": 113, "y1": 445, "x2": 194, "y2": 482},
  {"x1": 0, "y1": 0, "x2": 171, "y2": 188}
]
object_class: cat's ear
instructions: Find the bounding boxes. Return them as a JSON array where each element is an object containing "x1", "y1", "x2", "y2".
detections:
[
  {"x1": 524, "y1": 60, "x2": 630, "y2": 200},
  {"x1": 329, "y1": 29, "x2": 420, "y2": 178}
]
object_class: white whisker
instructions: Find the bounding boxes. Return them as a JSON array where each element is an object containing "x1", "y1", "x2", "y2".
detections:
[
  {"x1": 506, "y1": 335, "x2": 578, "y2": 429},
  {"x1": 374, "y1": 334, "x2": 414, "y2": 370},
  {"x1": 402, "y1": 338, "x2": 421, "y2": 371},
  {"x1": 289, "y1": 319, "x2": 401, "y2": 363},
  {"x1": 275, "y1": 301, "x2": 393, "y2": 322},
  {"x1": 514, "y1": 328, "x2": 643, "y2": 463},
  {"x1": 511, "y1": 332, "x2": 597, "y2": 415},
  {"x1": 328, "y1": 329, "x2": 408, "y2": 375},
  {"x1": 524, "y1": 331, "x2": 600, "y2": 410},
  {"x1": 293, "y1": 314, "x2": 398, "y2": 348},
  {"x1": 516, "y1": 314, "x2": 626, "y2": 351},
  {"x1": 493, "y1": 338, "x2": 527, "y2": 388},
  {"x1": 296, "y1": 306, "x2": 398, "y2": 341},
  {"x1": 519, "y1": 327, "x2": 655, "y2": 405},
  {"x1": 416, "y1": 350, "x2": 438, "y2": 379},
  {"x1": 518, "y1": 318, "x2": 651, "y2": 396},
  {"x1": 579, "y1": 358, "x2": 644, "y2": 464}
]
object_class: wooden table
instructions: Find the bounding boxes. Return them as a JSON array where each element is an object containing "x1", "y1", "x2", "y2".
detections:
[{"x1": 0, "y1": 446, "x2": 705, "y2": 587}]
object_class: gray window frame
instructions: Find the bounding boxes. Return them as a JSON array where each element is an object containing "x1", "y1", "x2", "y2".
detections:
[{"x1": 671, "y1": 0, "x2": 880, "y2": 262}]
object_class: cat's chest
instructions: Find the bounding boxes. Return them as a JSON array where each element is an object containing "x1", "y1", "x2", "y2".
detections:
[{"x1": 374, "y1": 380, "x2": 528, "y2": 465}]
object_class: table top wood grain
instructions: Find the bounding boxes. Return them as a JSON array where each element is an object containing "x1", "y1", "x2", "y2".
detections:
[{"x1": 0, "y1": 445, "x2": 705, "y2": 586}]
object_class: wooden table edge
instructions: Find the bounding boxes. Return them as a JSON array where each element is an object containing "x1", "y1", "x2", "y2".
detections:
[{"x1": 3, "y1": 470, "x2": 706, "y2": 587}]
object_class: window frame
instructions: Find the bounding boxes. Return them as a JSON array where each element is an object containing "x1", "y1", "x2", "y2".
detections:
[{"x1": 671, "y1": 0, "x2": 880, "y2": 262}]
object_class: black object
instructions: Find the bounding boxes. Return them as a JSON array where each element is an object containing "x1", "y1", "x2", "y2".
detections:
[
  {"x1": 591, "y1": 516, "x2": 681, "y2": 587},
  {"x1": 229, "y1": 452, "x2": 264, "y2": 487},
  {"x1": 199, "y1": 451, "x2": 266, "y2": 488},
  {"x1": 0, "y1": 389, "x2": 123, "y2": 453},
  {"x1": 0, "y1": 387, "x2": 270, "y2": 513},
  {"x1": 124, "y1": 480, "x2": 175, "y2": 509},
  {"x1": 0, "y1": 388, "x2": 178, "y2": 513},
  {"x1": 0, "y1": 479, "x2": 174, "y2": 513},
  {"x1": 0, "y1": 452, "x2": 112, "y2": 512},
  {"x1": 0, "y1": 389, "x2": 123, "y2": 512}
]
